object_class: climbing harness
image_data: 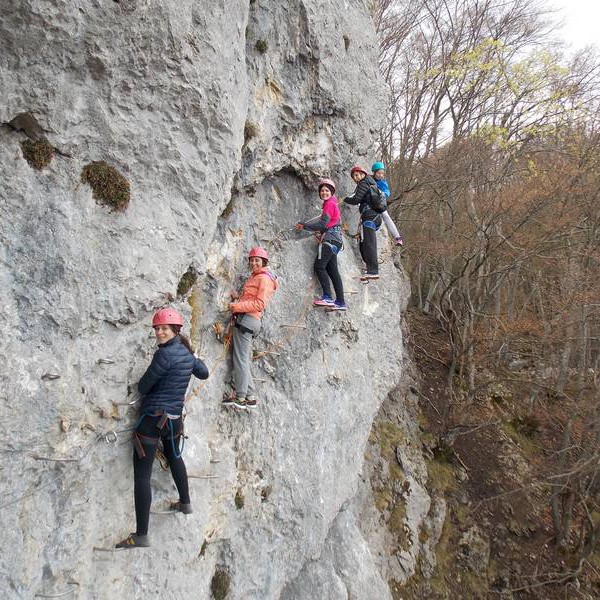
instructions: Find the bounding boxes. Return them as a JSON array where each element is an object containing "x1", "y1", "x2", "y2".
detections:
[
  {"x1": 234, "y1": 318, "x2": 254, "y2": 336},
  {"x1": 132, "y1": 412, "x2": 185, "y2": 460}
]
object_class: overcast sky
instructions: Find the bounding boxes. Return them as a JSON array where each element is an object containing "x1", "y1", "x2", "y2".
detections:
[{"x1": 550, "y1": 0, "x2": 600, "y2": 50}]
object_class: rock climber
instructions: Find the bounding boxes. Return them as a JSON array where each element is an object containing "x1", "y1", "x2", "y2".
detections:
[
  {"x1": 116, "y1": 308, "x2": 209, "y2": 549},
  {"x1": 222, "y1": 247, "x2": 278, "y2": 410},
  {"x1": 372, "y1": 161, "x2": 403, "y2": 246},
  {"x1": 343, "y1": 165, "x2": 382, "y2": 281},
  {"x1": 294, "y1": 177, "x2": 347, "y2": 311}
]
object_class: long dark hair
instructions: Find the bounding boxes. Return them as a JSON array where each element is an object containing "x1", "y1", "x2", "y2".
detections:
[{"x1": 169, "y1": 325, "x2": 195, "y2": 354}]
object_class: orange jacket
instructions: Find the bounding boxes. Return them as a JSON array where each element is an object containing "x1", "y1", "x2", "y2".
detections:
[{"x1": 231, "y1": 268, "x2": 278, "y2": 320}]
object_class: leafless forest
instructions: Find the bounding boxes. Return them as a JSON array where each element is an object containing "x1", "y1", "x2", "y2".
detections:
[{"x1": 375, "y1": 0, "x2": 600, "y2": 589}]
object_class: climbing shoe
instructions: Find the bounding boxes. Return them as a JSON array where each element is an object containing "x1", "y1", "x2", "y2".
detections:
[
  {"x1": 313, "y1": 295, "x2": 335, "y2": 307},
  {"x1": 395, "y1": 235, "x2": 404, "y2": 246},
  {"x1": 169, "y1": 501, "x2": 193, "y2": 514},
  {"x1": 115, "y1": 533, "x2": 150, "y2": 549},
  {"x1": 360, "y1": 273, "x2": 379, "y2": 282},
  {"x1": 329, "y1": 301, "x2": 348, "y2": 311}
]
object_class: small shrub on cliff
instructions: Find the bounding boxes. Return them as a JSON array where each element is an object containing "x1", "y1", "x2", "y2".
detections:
[
  {"x1": 234, "y1": 488, "x2": 245, "y2": 509},
  {"x1": 21, "y1": 138, "x2": 54, "y2": 170},
  {"x1": 244, "y1": 120, "x2": 259, "y2": 144},
  {"x1": 210, "y1": 567, "x2": 231, "y2": 600},
  {"x1": 81, "y1": 160, "x2": 130, "y2": 211},
  {"x1": 255, "y1": 39, "x2": 268, "y2": 53},
  {"x1": 177, "y1": 267, "x2": 198, "y2": 298}
]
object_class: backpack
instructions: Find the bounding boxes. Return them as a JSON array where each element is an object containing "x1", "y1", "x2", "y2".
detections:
[{"x1": 368, "y1": 184, "x2": 387, "y2": 213}]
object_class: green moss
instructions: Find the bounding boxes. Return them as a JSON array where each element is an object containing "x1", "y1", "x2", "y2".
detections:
[
  {"x1": 500, "y1": 422, "x2": 538, "y2": 457},
  {"x1": 21, "y1": 138, "x2": 54, "y2": 170},
  {"x1": 427, "y1": 456, "x2": 458, "y2": 495},
  {"x1": 373, "y1": 421, "x2": 404, "y2": 459},
  {"x1": 177, "y1": 266, "x2": 197, "y2": 298},
  {"x1": 255, "y1": 39, "x2": 268, "y2": 53},
  {"x1": 453, "y1": 501, "x2": 470, "y2": 528},
  {"x1": 81, "y1": 160, "x2": 130, "y2": 211},
  {"x1": 373, "y1": 487, "x2": 393, "y2": 512},
  {"x1": 210, "y1": 567, "x2": 230, "y2": 600},
  {"x1": 234, "y1": 488, "x2": 245, "y2": 509}
]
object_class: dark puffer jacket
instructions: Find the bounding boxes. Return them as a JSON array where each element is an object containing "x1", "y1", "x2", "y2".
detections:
[
  {"x1": 138, "y1": 336, "x2": 209, "y2": 416},
  {"x1": 343, "y1": 174, "x2": 380, "y2": 221}
]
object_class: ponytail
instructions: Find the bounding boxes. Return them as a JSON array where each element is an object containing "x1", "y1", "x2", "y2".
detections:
[
  {"x1": 169, "y1": 325, "x2": 195, "y2": 355},
  {"x1": 178, "y1": 333, "x2": 195, "y2": 355}
]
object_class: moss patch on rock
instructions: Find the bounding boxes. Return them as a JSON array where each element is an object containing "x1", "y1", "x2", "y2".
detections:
[
  {"x1": 234, "y1": 488, "x2": 245, "y2": 509},
  {"x1": 177, "y1": 267, "x2": 198, "y2": 298},
  {"x1": 210, "y1": 567, "x2": 231, "y2": 600},
  {"x1": 21, "y1": 138, "x2": 54, "y2": 170},
  {"x1": 81, "y1": 160, "x2": 130, "y2": 211},
  {"x1": 255, "y1": 39, "x2": 268, "y2": 53}
]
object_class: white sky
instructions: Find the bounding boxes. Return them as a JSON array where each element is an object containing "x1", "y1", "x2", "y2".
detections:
[{"x1": 550, "y1": 0, "x2": 600, "y2": 50}]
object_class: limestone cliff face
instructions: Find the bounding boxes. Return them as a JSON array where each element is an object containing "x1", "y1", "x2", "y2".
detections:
[{"x1": 0, "y1": 2, "x2": 423, "y2": 599}]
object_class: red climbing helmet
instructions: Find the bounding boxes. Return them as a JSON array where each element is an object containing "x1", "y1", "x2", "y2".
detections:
[
  {"x1": 248, "y1": 247, "x2": 269, "y2": 263},
  {"x1": 350, "y1": 165, "x2": 368, "y2": 177},
  {"x1": 318, "y1": 178, "x2": 336, "y2": 194},
  {"x1": 152, "y1": 308, "x2": 184, "y2": 327}
]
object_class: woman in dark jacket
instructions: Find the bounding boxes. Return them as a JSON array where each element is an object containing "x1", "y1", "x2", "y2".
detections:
[
  {"x1": 116, "y1": 308, "x2": 209, "y2": 549},
  {"x1": 343, "y1": 165, "x2": 382, "y2": 280}
]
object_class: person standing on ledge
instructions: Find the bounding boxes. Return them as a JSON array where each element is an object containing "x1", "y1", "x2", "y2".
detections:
[
  {"x1": 116, "y1": 308, "x2": 208, "y2": 549},
  {"x1": 343, "y1": 165, "x2": 382, "y2": 281},
  {"x1": 294, "y1": 177, "x2": 347, "y2": 311},
  {"x1": 371, "y1": 161, "x2": 403, "y2": 246},
  {"x1": 223, "y1": 247, "x2": 278, "y2": 410}
]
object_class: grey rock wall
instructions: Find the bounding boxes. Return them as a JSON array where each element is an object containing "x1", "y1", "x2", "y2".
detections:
[{"x1": 0, "y1": 1, "x2": 421, "y2": 599}]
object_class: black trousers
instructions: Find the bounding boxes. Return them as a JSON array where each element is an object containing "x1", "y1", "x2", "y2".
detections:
[
  {"x1": 360, "y1": 219, "x2": 381, "y2": 274},
  {"x1": 133, "y1": 415, "x2": 189, "y2": 536},
  {"x1": 314, "y1": 241, "x2": 344, "y2": 303}
]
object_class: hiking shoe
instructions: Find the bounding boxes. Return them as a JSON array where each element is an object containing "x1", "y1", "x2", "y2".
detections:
[
  {"x1": 243, "y1": 396, "x2": 257, "y2": 409},
  {"x1": 234, "y1": 397, "x2": 257, "y2": 409},
  {"x1": 329, "y1": 301, "x2": 348, "y2": 311},
  {"x1": 169, "y1": 501, "x2": 193, "y2": 514},
  {"x1": 116, "y1": 533, "x2": 150, "y2": 549},
  {"x1": 395, "y1": 236, "x2": 404, "y2": 246},
  {"x1": 222, "y1": 394, "x2": 235, "y2": 407},
  {"x1": 313, "y1": 295, "x2": 335, "y2": 307},
  {"x1": 233, "y1": 396, "x2": 247, "y2": 409}
]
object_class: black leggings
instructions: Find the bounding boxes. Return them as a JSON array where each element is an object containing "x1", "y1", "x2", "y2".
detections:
[
  {"x1": 314, "y1": 241, "x2": 344, "y2": 303},
  {"x1": 133, "y1": 415, "x2": 189, "y2": 536}
]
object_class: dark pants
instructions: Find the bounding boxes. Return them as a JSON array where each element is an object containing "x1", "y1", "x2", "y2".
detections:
[
  {"x1": 360, "y1": 219, "x2": 381, "y2": 274},
  {"x1": 133, "y1": 415, "x2": 189, "y2": 536},
  {"x1": 314, "y1": 241, "x2": 344, "y2": 303}
]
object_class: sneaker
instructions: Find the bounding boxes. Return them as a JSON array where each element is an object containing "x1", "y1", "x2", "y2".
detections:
[
  {"x1": 395, "y1": 236, "x2": 404, "y2": 246},
  {"x1": 169, "y1": 501, "x2": 193, "y2": 514},
  {"x1": 233, "y1": 396, "x2": 247, "y2": 409},
  {"x1": 329, "y1": 301, "x2": 348, "y2": 311},
  {"x1": 116, "y1": 533, "x2": 150, "y2": 549},
  {"x1": 313, "y1": 295, "x2": 335, "y2": 307},
  {"x1": 222, "y1": 393, "x2": 235, "y2": 407},
  {"x1": 243, "y1": 396, "x2": 257, "y2": 409}
]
